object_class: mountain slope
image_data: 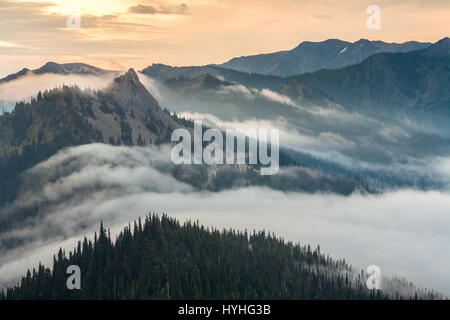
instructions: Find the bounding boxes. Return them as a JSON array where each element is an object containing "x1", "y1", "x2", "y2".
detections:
[
  {"x1": 141, "y1": 64, "x2": 339, "y2": 111},
  {"x1": 288, "y1": 37, "x2": 450, "y2": 123},
  {"x1": 141, "y1": 63, "x2": 288, "y2": 91},
  {"x1": 220, "y1": 39, "x2": 431, "y2": 76},
  {"x1": 160, "y1": 72, "x2": 339, "y2": 119}
]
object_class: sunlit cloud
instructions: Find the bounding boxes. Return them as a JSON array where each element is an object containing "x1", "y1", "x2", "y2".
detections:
[
  {"x1": 128, "y1": 3, "x2": 189, "y2": 15},
  {"x1": 0, "y1": 41, "x2": 22, "y2": 48}
]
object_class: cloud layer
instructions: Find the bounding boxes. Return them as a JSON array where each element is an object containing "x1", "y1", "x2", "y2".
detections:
[{"x1": 1, "y1": 143, "x2": 450, "y2": 296}]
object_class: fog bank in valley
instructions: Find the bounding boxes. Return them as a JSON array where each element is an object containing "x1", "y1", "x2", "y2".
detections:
[{"x1": 0, "y1": 144, "x2": 449, "y2": 295}]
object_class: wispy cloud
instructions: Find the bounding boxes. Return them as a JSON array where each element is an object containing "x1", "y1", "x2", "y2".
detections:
[
  {"x1": 128, "y1": 3, "x2": 189, "y2": 15},
  {"x1": 0, "y1": 41, "x2": 22, "y2": 48}
]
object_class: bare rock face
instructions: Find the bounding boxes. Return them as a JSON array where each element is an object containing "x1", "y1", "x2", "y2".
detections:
[
  {"x1": 87, "y1": 68, "x2": 180, "y2": 146},
  {"x1": 107, "y1": 68, "x2": 166, "y2": 122}
]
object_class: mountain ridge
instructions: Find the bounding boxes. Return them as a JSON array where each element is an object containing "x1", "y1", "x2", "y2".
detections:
[
  {"x1": 0, "y1": 62, "x2": 115, "y2": 83},
  {"x1": 287, "y1": 37, "x2": 450, "y2": 125},
  {"x1": 219, "y1": 38, "x2": 431, "y2": 76}
]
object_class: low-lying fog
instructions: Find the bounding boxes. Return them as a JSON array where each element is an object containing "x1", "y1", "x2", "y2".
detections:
[{"x1": 1, "y1": 144, "x2": 450, "y2": 295}]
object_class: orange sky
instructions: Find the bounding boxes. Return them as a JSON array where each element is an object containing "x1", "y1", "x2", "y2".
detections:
[{"x1": 0, "y1": 0, "x2": 449, "y2": 77}]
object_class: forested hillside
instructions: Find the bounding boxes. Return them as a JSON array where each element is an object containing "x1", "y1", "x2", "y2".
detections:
[{"x1": 3, "y1": 215, "x2": 389, "y2": 300}]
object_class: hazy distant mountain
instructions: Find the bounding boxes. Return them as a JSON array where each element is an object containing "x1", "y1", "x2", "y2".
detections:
[
  {"x1": 141, "y1": 64, "x2": 338, "y2": 110},
  {"x1": 0, "y1": 62, "x2": 114, "y2": 83},
  {"x1": 289, "y1": 37, "x2": 450, "y2": 126},
  {"x1": 162, "y1": 72, "x2": 338, "y2": 112},
  {"x1": 142, "y1": 63, "x2": 288, "y2": 90},
  {"x1": 220, "y1": 39, "x2": 431, "y2": 76},
  {"x1": 141, "y1": 63, "x2": 220, "y2": 82}
]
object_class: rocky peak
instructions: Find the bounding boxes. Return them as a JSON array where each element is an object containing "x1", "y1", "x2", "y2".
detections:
[
  {"x1": 112, "y1": 68, "x2": 140, "y2": 88},
  {"x1": 107, "y1": 68, "x2": 163, "y2": 117}
]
